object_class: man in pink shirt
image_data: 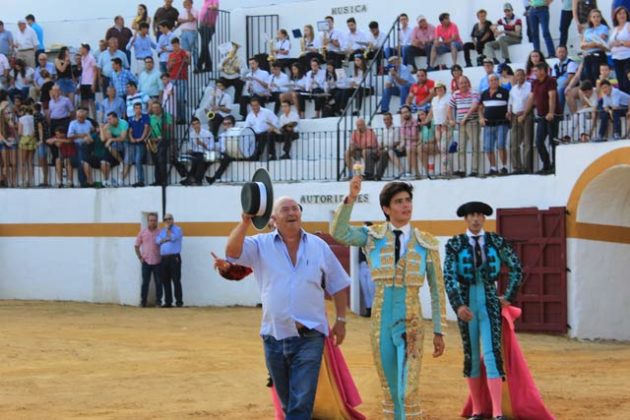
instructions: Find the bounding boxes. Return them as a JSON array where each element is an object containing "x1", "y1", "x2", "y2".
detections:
[
  {"x1": 135, "y1": 212, "x2": 163, "y2": 307},
  {"x1": 430, "y1": 12, "x2": 463, "y2": 70},
  {"x1": 345, "y1": 118, "x2": 380, "y2": 179},
  {"x1": 406, "y1": 15, "x2": 436, "y2": 72},
  {"x1": 79, "y1": 43, "x2": 97, "y2": 119}
]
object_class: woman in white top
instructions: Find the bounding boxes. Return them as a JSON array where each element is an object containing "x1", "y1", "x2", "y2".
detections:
[
  {"x1": 299, "y1": 24, "x2": 324, "y2": 69},
  {"x1": 609, "y1": 6, "x2": 630, "y2": 93},
  {"x1": 274, "y1": 29, "x2": 292, "y2": 72},
  {"x1": 18, "y1": 105, "x2": 36, "y2": 187},
  {"x1": 346, "y1": 55, "x2": 372, "y2": 115},
  {"x1": 425, "y1": 82, "x2": 451, "y2": 175},
  {"x1": 280, "y1": 62, "x2": 308, "y2": 117},
  {"x1": 9, "y1": 59, "x2": 35, "y2": 102}
]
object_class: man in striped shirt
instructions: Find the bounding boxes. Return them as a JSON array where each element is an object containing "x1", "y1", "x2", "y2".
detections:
[
  {"x1": 479, "y1": 74, "x2": 510, "y2": 175},
  {"x1": 448, "y1": 76, "x2": 480, "y2": 177}
]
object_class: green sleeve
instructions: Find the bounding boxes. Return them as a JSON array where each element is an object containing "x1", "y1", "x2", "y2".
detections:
[{"x1": 329, "y1": 201, "x2": 368, "y2": 247}]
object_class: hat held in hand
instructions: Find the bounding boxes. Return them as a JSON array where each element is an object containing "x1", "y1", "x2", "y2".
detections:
[{"x1": 241, "y1": 168, "x2": 274, "y2": 230}]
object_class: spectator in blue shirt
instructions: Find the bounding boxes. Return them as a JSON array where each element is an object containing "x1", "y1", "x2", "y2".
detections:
[
  {"x1": 0, "y1": 21, "x2": 14, "y2": 57},
  {"x1": 156, "y1": 213, "x2": 184, "y2": 307},
  {"x1": 126, "y1": 22, "x2": 157, "y2": 74},
  {"x1": 380, "y1": 55, "x2": 415, "y2": 113},
  {"x1": 126, "y1": 102, "x2": 150, "y2": 186},
  {"x1": 478, "y1": 58, "x2": 496, "y2": 93},
  {"x1": 97, "y1": 37, "x2": 130, "y2": 92},
  {"x1": 25, "y1": 14, "x2": 44, "y2": 58},
  {"x1": 156, "y1": 22, "x2": 175, "y2": 74},
  {"x1": 597, "y1": 79, "x2": 630, "y2": 139},
  {"x1": 98, "y1": 85, "x2": 126, "y2": 124},
  {"x1": 67, "y1": 109, "x2": 94, "y2": 186},
  {"x1": 110, "y1": 58, "x2": 137, "y2": 101}
]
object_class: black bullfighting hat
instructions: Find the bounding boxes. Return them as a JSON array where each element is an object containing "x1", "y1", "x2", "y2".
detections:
[
  {"x1": 456, "y1": 201, "x2": 493, "y2": 217},
  {"x1": 241, "y1": 168, "x2": 274, "y2": 230}
]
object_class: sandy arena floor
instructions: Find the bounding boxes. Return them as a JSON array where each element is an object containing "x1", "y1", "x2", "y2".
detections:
[{"x1": 0, "y1": 300, "x2": 629, "y2": 420}]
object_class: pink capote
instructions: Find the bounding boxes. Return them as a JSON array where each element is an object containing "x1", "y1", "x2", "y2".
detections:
[
  {"x1": 461, "y1": 306, "x2": 555, "y2": 420},
  {"x1": 271, "y1": 329, "x2": 365, "y2": 420}
]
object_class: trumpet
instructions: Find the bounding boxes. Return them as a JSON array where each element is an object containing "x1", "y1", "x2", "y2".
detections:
[
  {"x1": 145, "y1": 137, "x2": 158, "y2": 154},
  {"x1": 267, "y1": 35, "x2": 276, "y2": 62}
]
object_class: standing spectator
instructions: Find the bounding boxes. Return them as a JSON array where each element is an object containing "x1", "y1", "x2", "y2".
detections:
[
  {"x1": 148, "y1": 101, "x2": 173, "y2": 186},
  {"x1": 609, "y1": 6, "x2": 630, "y2": 93},
  {"x1": 596, "y1": 79, "x2": 630, "y2": 140},
  {"x1": 479, "y1": 74, "x2": 510, "y2": 175},
  {"x1": 508, "y1": 69, "x2": 533, "y2": 173},
  {"x1": 25, "y1": 14, "x2": 44, "y2": 59},
  {"x1": 323, "y1": 16, "x2": 346, "y2": 68},
  {"x1": 478, "y1": 58, "x2": 496, "y2": 93},
  {"x1": 178, "y1": 0, "x2": 199, "y2": 70},
  {"x1": 167, "y1": 37, "x2": 190, "y2": 124},
  {"x1": 0, "y1": 100, "x2": 17, "y2": 187},
  {"x1": 426, "y1": 82, "x2": 451, "y2": 175},
  {"x1": 205, "y1": 80, "x2": 233, "y2": 138},
  {"x1": 528, "y1": 0, "x2": 556, "y2": 57},
  {"x1": 160, "y1": 72, "x2": 177, "y2": 119},
  {"x1": 380, "y1": 56, "x2": 414, "y2": 113},
  {"x1": 397, "y1": 14, "x2": 414, "y2": 67},
  {"x1": 560, "y1": 0, "x2": 574, "y2": 46},
  {"x1": 406, "y1": 68, "x2": 435, "y2": 112},
  {"x1": 552, "y1": 45, "x2": 578, "y2": 112},
  {"x1": 376, "y1": 112, "x2": 403, "y2": 179},
  {"x1": 574, "y1": 0, "x2": 599, "y2": 34},
  {"x1": 78, "y1": 44, "x2": 97, "y2": 119},
  {"x1": 100, "y1": 111, "x2": 129, "y2": 183},
  {"x1": 245, "y1": 97, "x2": 278, "y2": 161},
  {"x1": 0, "y1": 52, "x2": 10, "y2": 90},
  {"x1": 485, "y1": 3, "x2": 523, "y2": 64},
  {"x1": 448, "y1": 76, "x2": 481, "y2": 177},
  {"x1": 274, "y1": 101, "x2": 299, "y2": 160},
  {"x1": 14, "y1": 19, "x2": 38, "y2": 69},
  {"x1": 132, "y1": 4, "x2": 151, "y2": 31},
  {"x1": 46, "y1": 126, "x2": 74, "y2": 188},
  {"x1": 399, "y1": 105, "x2": 419, "y2": 178},
  {"x1": 98, "y1": 85, "x2": 125, "y2": 125},
  {"x1": 464, "y1": 9, "x2": 495, "y2": 67},
  {"x1": 127, "y1": 22, "x2": 156, "y2": 74},
  {"x1": 240, "y1": 57, "x2": 270, "y2": 119},
  {"x1": 127, "y1": 102, "x2": 150, "y2": 186},
  {"x1": 156, "y1": 22, "x2": 175, "y2": 74},
  {"x1": 580, "y1": 9, "x2": 609, "y2": 84},
  {"x1": 182, "y1": 116, "x2": 213, "y2": 185},
  {"x1": 205, "y1": 114, "x2": 234, "y2": 185},
  {"x1": 97, "y1": 38, "x2": 130, "y2": 93},
  {"x1": 67, "y1": 108, "x2": 94, "y2": 187},
  {"x1": 55, "y1": 47, "x2": 76, "y2": 103},
  {"x1": 0, "y1": 21, "x2": 14, "y2": 58},
  {"x1": 110, "y1": 58, "x2": 138, "y2": 102},
  {"x1": 153, "y1": 0, "x2": 180, "y2": 40},
  {"x1": 405, "y1": 15, "x2": 435, "y2": 72},
  {"x1": 429, "y1": 13, "x2": 463, "y2": 70},
  {"x1": 17, "y1": 104, "x2": 36, "y2": 187},
  {"x1": 33, "y1": 102, "x2": 50, "y2": 186},
  {"x1": 106, "y1": 16, "x2": 134, "y2": 63},
  {"x1": 521, "y1": 62, "x2": 561, "y2": 174},
  {"x1": 344, "y1": 118, "x2": 379, "y2": 179},
  {"x1": 138, "y1": 57, "x2": 163, "y2": 100},
  {"x1": 156, "y1": 213, "x2": 184, "y2": 308},
  {"x1": 125, "y1": 81, "x2": 150, "y2": 117},
  {"x1": 47, "y1": 84, "x2": 74, "y2": 135},
  {"x1": 135, "y1": 213, "x2": 163, "y2": 307},
  {"x1": 198, "y1": 0, "x2": 219, "y2": 72}
]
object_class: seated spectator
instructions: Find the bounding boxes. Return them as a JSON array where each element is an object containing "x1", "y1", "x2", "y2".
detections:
[
  {"x1": 447, "y1": 76, "x2": 481, "y2": 177},
  {"x1": 323, "y1": 60, "x2": 347, "y2": 116},
  {"x1": 610, "y1": 6, "x2": 630, "y2": 93},
  {"x1": 99, "y1": 85, "x2": 125, "y2": 124},
  {"x1": 484, "y1": 3, "x2": 523, "y2": 64},
  {"x1": 97, "y1": 37, "x2": 130, "y2": 93},
  {"x1": 219, "y1": 43, "x2": 245, "y2": 102},
  {"x1": 552, "y1": 45, "x2": 578, "y2": 113},
  {"x1": 479, "y1": 74, "x2": 510, "y2": 175},
  {"x1": 507, "y1": 69, "x2": 533, "y2": 173},
  {"x1": 127, "y1": 103, "x2": 150, "y2": 187},
  {"x1": 450, "y1": 64, "x2": 463, "y2": 92},
  {"x1": 110, "y1": 58, "x2": 138, "y2": 102},
  {"x1": 46, "y1": 126, "x2": 74, "y2": 188},
  {"x1": 239, "y1": 57, "x2": 270, "y2": 119},
  {"x1": 380, "y1": 56, "x2": 414, "y2": 113},
  {"x1": 416, "y1": 109, "x2": 437, "y2": 177},
  {"x1": 399, "y1": 104, "x2": 419, "y2": 178},
  {"x1": 182, "y1": 116, "x2": 213, "y2": 186},
  {"x1": 596, "y1": 79, "x2": 630, "y2": 140},
  {"x1": 126, "y1": 80, "x2": 150, "y2": 117},
  {"x1": 81, "y1": 120, "x2": 119, "y2": 187},
  {"x1": 67, "y1": 108, "x2": 94, "y2": 186},
  {"x1": 376, "y1": 112, "x2": 404, "y2": 180},
  {"x1": 139, "y1": 57, "x2": 163, "y2": 101},
  {"x1": 205, "y1": 80, "x2": 234, "y2": 138},
  {"x1": 205, "y1": 115, "x2": 235, "y2": 185},
  {"x1": 464, "y1": 9, "x2": 495, "y2": 67},
  {"x1": 405, "y1": 15, "x2": 435, "y2": 72},
  {"x1": 429, "y1": 13, "x2": 463, "y2": 70},
  {"x1": 245, "y1": 97, "x2": 278, "y2": 161},
  {"x1": 426, "y1": 82, "x2": 451, "y2": 174},
  {"x1": 344, "y1": 118, "x2": 380, "y2": 179},
  {"x1": 478, "y1": 58, "x2": 496, "y2": 93},
  {"x1": 265, "y1": 62, "x2": 289, "y2": 114},
  {"x1": 127, "y1": 22, "x2": 156, "y2": 73},
  {"x1": 344, "y1": 17, "x2": 370, "y2": 58},
  {"x1": 100, "y1": 111, "x2": 129, "y2": 184},
  {"x1": 596, "y1": 62, "x2": 619, "y2": 91},
  {"x1": 274, "y1": 101, "x2": 299, "y2": 159},
  {"x1": 406, "y1": 68, "x2": 435, "y2": 112}
]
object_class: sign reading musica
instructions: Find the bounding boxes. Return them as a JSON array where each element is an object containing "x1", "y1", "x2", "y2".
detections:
[{"x1": 331, "y1": 4, "x2": 368, "y2": 15}]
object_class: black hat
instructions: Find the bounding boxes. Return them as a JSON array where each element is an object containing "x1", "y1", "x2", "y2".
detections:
[
  {"x1": 241, "y1": 168, "x2": 274, "y2": 230},
  {"x1": 456, "y1": 201, "x2": 493, "y2": 217}
]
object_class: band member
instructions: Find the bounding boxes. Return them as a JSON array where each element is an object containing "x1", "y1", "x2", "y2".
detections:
[
  {"x1": 272, "y1": 29, "x2": 293, "y2": 71},
  {"x1": 324, "y1": 15, "x2": 346, "y2": 68},
  {"x1": 304, "y1": 58, "x2": 327, "y2": 118},
  {"x1": 239, "y1": 57, "x2": 270, "y2": 119},
  {"x1": 219, "y1": 42, "x2": 244, "y2": 102},
  {"x1": 298, "y1": 24, "x2": 325, "y2": 70},
  {"x1": 264, "y1": 62, "x2": 290, "y2": 114},
  {"x1": 331, "y1": 177, "x2": 447, "y2": 419},
  {"x1": 280, "y1": 62, "x2": 308, "y2": 117},
  {"x1": 206, "y1": 115, "x2": 235, "y2": 185},
  {"x1": 204, "y1": 80, "x2": 233, "y2": 138},
  {"x1": 245, "y1": 97, "x2": 278, "y2": 161},
  {"x1": 273, "y1": 101, "x2": 299, "y2": 160},
  {"x1": 181, "y1": 116, "x2": 213, "y2": 186},
  {"x1": 443, "y1": 202, "x2": 523, "y2": 420}
]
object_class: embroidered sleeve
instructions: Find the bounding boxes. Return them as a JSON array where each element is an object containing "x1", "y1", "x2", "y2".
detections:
[
  {"x1": 329, "y1": 201, "x2": 368, "y2": 247},
  {"x1": 443, "y1": 237, "x2": 465, "y2": 312}
]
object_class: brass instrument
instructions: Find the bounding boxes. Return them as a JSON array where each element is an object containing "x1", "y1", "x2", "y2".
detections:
[
  {"x1": 206, "y1": 86, "x2": 218, "y2": 120},
  {"x1": 145, "y1": 137, "x2": 158, "y2": 154},
  {"x1": 321, "y1": 32, "x2": 329, "y2": 60},
  {"x1": 267, "y1": 35, "x2": 276, "y2": 62},
  {"x1": 363, "y1": 42, "x2": 373, "y2": 60},
  {"x1": 299, "y1": 37, "x2": 307, "y2": 57},
  {"x1": 220, "y1": 42, "x2": 241, "y2": 76}
]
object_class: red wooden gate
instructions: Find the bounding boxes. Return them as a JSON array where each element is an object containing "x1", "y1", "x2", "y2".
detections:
[
  {"x1": 315, "y1": 232, "x2": 350, "y2": 275},
  {"x1": 496, "y1": 207, "x2": 567, "y2": 334}
]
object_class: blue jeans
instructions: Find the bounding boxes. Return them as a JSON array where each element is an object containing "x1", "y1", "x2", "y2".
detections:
[
  {"x1": 535, "y1": 115, "x2": 558, "y2": 170},
  {"x1": 556, "y1": 75, "x2": 569, "y2": 114},
  {"x1": 483, "y1": 124, "x2": 509, "y2": 152},
  {"x1": 529, "y1": 6, "x2": 555, "y2": 57},
  {"x1": 598, "y1": 108, "x2": 627, "y2": 139},
  {"x1": 263, "y1": 332, "x2": 325, "y2": 420},
  {"x1": 380, "y1": 84, "x2": 411, "y2": 112},
  {"x1": 124, "y1": 143, "x2": 146, "y2": 183},
  {"x1": 141, "y1": 262, "x2": 163, "y2": 305},
  {"x1": 173, "y1": 79, "x2": 188, "y2": 121},
  {"x1": 180, "y1": 30, "x2": 198, "y2": 68},
  {"x1": 73, "y1": 143, "x2": 89, "y2": 185}
]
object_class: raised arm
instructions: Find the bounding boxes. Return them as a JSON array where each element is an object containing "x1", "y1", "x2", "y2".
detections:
[{"x1": 329, "y1": 176, "x2": 369, "y2": 247}]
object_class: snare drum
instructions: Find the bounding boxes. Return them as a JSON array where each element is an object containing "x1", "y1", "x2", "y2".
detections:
[
  {"x1": 224, "y1": 127, "x2": 256, "y2": 159},
  {"x1": 204, "y1": 150, "x2": 218, "y2": 162}
]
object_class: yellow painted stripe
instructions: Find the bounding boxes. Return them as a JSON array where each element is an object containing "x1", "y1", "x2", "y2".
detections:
[
  {"x1": 570, "y1": 222, "x2": 630, "y2": 245},
  {"x1": 0, "y1": 223, "x2": 140, "y2": 237}
]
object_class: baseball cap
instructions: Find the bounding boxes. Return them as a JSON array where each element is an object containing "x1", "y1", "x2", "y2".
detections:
[
  {"x1": 503, "y1": 2, "x2": 514, "y2": 11},
  {"x1": 417, "y1": 15, "x2": 427, "y2": 22},
  {"x1": 483, "y1": 57, "x2": 494, "y2": 64},
  {"x1": 80, "y1": 43, "x2": 91, "y2": 51}
]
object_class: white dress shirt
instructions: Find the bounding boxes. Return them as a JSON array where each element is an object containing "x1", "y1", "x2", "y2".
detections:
[
  {"x1": 466, "y1": 229, "x2": 487, "y2": 265},
  {"x1": 399, "y1": 25, "x2": 413, "y2": 46},
  {"x1": 345, "y1": 30, "x2": 369, "y2": 50},
  {"x1": 212, "y1": 132, "x2": 228, "y2": 153},
  {"x1": 305, "y1": 36, "x2": 322, "y2": 50},
  {"x1": 212, "y1": 90, "x2": 233, "y2": 117},
  {"x1": 275, "y1": 39, "x2": 291, "y2": 59},
  {"x1": 389, "y1": 223, "x2": 411, "y2": 258},
  {"x1": 228, "y1": 230, "x2": 350, "y2": 340},
  {"x1": 508, "y1": 81, "x2": 532, "y2": 114},
  {"x1": 244, "y1": 68, "x2": 270, "y2": 96},
  {"x1": 305, "y1": 69, "x2": 326, "y2": 91},
  {"x1": 188, "y1": 127, "x2": 214, "y2": 153},
  {"x1": 326, "y1": 28, "x2": 345, "y2": 52},
  {"x1": 14, "y1": 26, "x2": 39, "y2": 50},
  {"x1": 245, "y1": 107, "x2": 278, "y2": 134},
  {"x1": 267, "y1": 72, "x2": 290, "y2": 93},
  {"x1": 369, "y1": 31, "x2": 387, "y2": 49},
  {"x1": 279, "y1": 110, "x2": 300, "y2": 132}
]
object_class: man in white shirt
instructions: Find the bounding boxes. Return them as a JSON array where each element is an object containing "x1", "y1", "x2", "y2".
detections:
[
  {"x1": 14, "y1": 19, "x2": 39, "y2": 68},
  {"x1": 275, "y1": 100, "x2": 300, "y2": 159},
  {"x1": 205, "y1": 80, "x2": 234, "y2": 137},
  {"x1": 206, "y1": 115, "x2": 235, "y2": 184},
  {"x1": 345, "y1": 17, "x2": 369, "y2": 57},
  {"x1": 182, "y1": 116, "x2": 214, "y2": 186},
  {"x1": 506, "y1": 69, "x2": 532, "y2": 173},
  {"x1": 366, "y1": 21, "x2": 387, "y2": 61},
  {"x1": 264, "y1": 62, "x2": 289, "y2": 114},
  {"x1": 125, "y1": 81, "x2": 150, "y2": 117},
  {"x1": 240, "y1": 57, "x2": 270, "y2": 118},
  {"x1": 397, "y1": 13, "x2": 414, "y2": 66},
  {"x1": 245, "y1": 97, "x2": 279, "y2": 161},
  {"x1": 324, "y1": 15, "x2": 346, "y2": 68},
  {"x1": 305, "y1": 59, "x2": 327, "y2": 118}
]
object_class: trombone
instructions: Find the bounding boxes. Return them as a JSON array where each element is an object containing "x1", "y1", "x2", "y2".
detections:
[{"x1": 267, "y1": 34, "x2": 276, "y2": 62}]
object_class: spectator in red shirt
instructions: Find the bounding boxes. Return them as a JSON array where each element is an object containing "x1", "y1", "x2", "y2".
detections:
[
  {"x1": 135, "y1": 212, "x2": 163, "y2": 307},
  {"x1": 429, "y1": 13, "x2": 463, "y2": 70},
  {"x1": 167, "y1": 37, "x2": 190, "y2": 124},
  {"x1": 406, "y1": 68, "x2": 435, "y2": 112},
  {"x1": 345, "y1": 118, "x2": 380, "y2": 179}
]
